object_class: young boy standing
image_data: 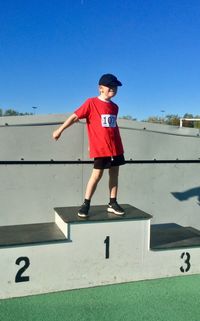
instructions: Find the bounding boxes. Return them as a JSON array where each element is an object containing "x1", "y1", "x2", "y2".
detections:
[{"x1": 53, "y1": 73, "x2": 125, "y2": 218}]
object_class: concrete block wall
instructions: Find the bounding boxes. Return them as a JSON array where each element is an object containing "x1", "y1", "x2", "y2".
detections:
[{"x1": 0, "y1": 114, "x2": 200, "y2": 227}]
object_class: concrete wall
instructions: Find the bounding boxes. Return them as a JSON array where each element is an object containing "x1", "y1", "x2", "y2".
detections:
[{"x1": 0, "y1": 114, "x2": 200, "y2": 228}]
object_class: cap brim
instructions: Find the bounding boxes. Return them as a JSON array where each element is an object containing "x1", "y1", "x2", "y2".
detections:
[{"x1": 108, "y1": 80, "x2": 122, "y2": 87}]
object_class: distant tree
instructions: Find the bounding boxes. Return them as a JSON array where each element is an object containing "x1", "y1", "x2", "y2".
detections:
[
  {"x1": 194, "y1": 122, "x2": 200, "y2": 129},
  {"x1": 4, "y1": 109, "x2": 19, "y2": 116},
  {"x1": 165, "y1": 114, "x2": 180, "y2": 126},
  {"x1": 120, "y1": 112, "x2": 200, "y2": 128},
  {"x1": 193, "y1": 115, "x2": 200, "y2": 129},
  {"x1": 0, "y1": 109, "x2": 33, "y2": 117},
  {"x1": 144, "y1": 114, "x2": 180, "y2": 126},
  {"x1": 19, "y1": 112, "x2": 33, "y2": 116},
  {"x1": 120, "y1": 115, "x2": 137, "y2": 121},
  {"x1": 145, "y1": 116, "x2": 163, "y2": 124}
]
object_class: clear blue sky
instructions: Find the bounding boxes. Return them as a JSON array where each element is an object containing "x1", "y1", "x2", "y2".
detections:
[{"x1": 0, "y1": 0, "x2": 200, "y2": 120}]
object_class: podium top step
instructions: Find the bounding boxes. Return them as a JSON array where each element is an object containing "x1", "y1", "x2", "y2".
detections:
[{"x1": 54, "y1": 204, "x2": 152, "y2": 223}]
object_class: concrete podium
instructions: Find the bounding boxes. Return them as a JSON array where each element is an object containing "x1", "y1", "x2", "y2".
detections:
[{"x1": 1, "y1": 204, "x2": 200, "y2": 299}]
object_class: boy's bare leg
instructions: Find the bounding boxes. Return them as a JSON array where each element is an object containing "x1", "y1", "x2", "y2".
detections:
[
  {"x1": 109, "y1": 166, "x2": 119, "y2": 198},
  {"x1": 78, "y1": 168, "x2": 104, "y2": 218},
  {"x1": 108, "y1": 166, "x2": 124, "y2": 215},
  {"x1": 85, "y1": 168, "x2": 104, "y2": 200}
]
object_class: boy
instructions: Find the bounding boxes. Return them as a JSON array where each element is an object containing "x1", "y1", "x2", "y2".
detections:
[{"x1": 52, "y1": 73, "x2": 125, "y2": 218}]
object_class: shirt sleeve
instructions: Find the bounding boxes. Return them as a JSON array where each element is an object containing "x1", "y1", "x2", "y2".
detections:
[{"x1": 74, "y1": 99, "x2": 90, "y2": 120}]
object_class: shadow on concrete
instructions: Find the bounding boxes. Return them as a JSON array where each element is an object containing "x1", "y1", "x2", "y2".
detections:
[
  {"x1": 151, "y1": 223, "x2": 200, "y2": 249},
  {"x1": 171, "y1": 186, "x2": 200, "y2": 205}
]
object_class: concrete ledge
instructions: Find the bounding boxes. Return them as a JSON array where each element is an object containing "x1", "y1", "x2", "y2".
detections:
[
  {"x1": 151, "y1": 223, "x2": 200, "y2": 250},
  {"x1": 0, "y1": 222, "x2": 66, "y2": 247}
]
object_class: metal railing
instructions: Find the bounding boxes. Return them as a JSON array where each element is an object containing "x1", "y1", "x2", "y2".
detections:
[{"x1": 0, "y1": 159, "x2": 200, "y2": 165}]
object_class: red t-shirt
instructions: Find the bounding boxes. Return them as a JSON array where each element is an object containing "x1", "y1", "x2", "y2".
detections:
[{"x1": 74, "y1": 97, "x2": 124, "y2": 158}]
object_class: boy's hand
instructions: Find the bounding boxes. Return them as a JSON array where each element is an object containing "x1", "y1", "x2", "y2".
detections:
[
  {"x1": 52, "y1": 113, "x2": 78, "y2": 141},
  {"x1": 52, "y1": 129, "x2": 62, "y2": 140}
]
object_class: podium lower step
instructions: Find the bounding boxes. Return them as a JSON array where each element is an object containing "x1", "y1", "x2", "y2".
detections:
[
  {"x1": 0, "y1": 222, "x2": 66, "y2": 247},
  {"x1": 150, "y1": 223, "x2": 200, "y2": 250}
]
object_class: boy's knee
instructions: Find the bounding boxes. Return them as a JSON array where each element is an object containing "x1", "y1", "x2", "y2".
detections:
[{"x1": 92, "y1": 169, "x2": 104, "y2": 182}]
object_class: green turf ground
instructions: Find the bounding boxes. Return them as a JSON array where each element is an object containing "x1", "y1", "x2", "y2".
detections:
[{"x1": 1, "y1": 275, "x2": 200, "y2": 321}]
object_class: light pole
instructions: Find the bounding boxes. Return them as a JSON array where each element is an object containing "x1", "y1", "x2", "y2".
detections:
[
  {"x1": 160, "y1": 110, "x2": 165, "y2": 123},
  {"x1": 32, "y1": 106, "x2": 38, "y2": 115}
]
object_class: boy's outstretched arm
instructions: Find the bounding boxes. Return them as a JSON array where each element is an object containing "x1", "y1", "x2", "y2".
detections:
[{"x1": 52, "y1": 113, "x2": 79, "y2": 140}]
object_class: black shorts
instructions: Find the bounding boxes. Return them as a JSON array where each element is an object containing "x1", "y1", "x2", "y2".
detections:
[{"x1": 94, "y1": 154, "x2": 125, "y2": 169}]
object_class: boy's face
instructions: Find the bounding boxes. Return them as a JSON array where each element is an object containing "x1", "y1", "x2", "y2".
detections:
[{"x1": 99, "y1": 85, "x2": 118, "y2": 100}]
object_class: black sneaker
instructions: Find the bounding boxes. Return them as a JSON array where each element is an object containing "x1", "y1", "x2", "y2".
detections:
[
  {"x1": 78, "y1": 202, "x2": 90, "y2": 218},
  {"x1": 107, "y1": 202, "x2": 125, "y2": 215}
]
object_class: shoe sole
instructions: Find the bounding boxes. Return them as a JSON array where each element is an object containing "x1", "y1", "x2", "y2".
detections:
[
  {"x1": 107, "y1": 207, "x2": 125, "y2": 215},
  {"x1": 78, "y1": 212, "x2": 89, "y2": 218}
]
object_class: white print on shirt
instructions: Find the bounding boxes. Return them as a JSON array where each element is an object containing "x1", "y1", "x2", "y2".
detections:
[{"x1": 101, "y1": 114, "x2": 117, "y2": 128}]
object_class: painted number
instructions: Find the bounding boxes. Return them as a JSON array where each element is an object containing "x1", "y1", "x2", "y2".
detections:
[
  {"x1": 15, "y1": 257, "x2": 30, "y2": 283},
  {"x1": 104, "y1": 236, "x2": 110, "y2": 259},
  {"x1": 180, "y1": 252, "x2": 191, "y2": 273}
]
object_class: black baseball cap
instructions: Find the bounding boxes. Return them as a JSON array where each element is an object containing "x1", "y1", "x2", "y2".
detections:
[{"x1": 98, "y1": 74, "x2": 122, "y2": 87}]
